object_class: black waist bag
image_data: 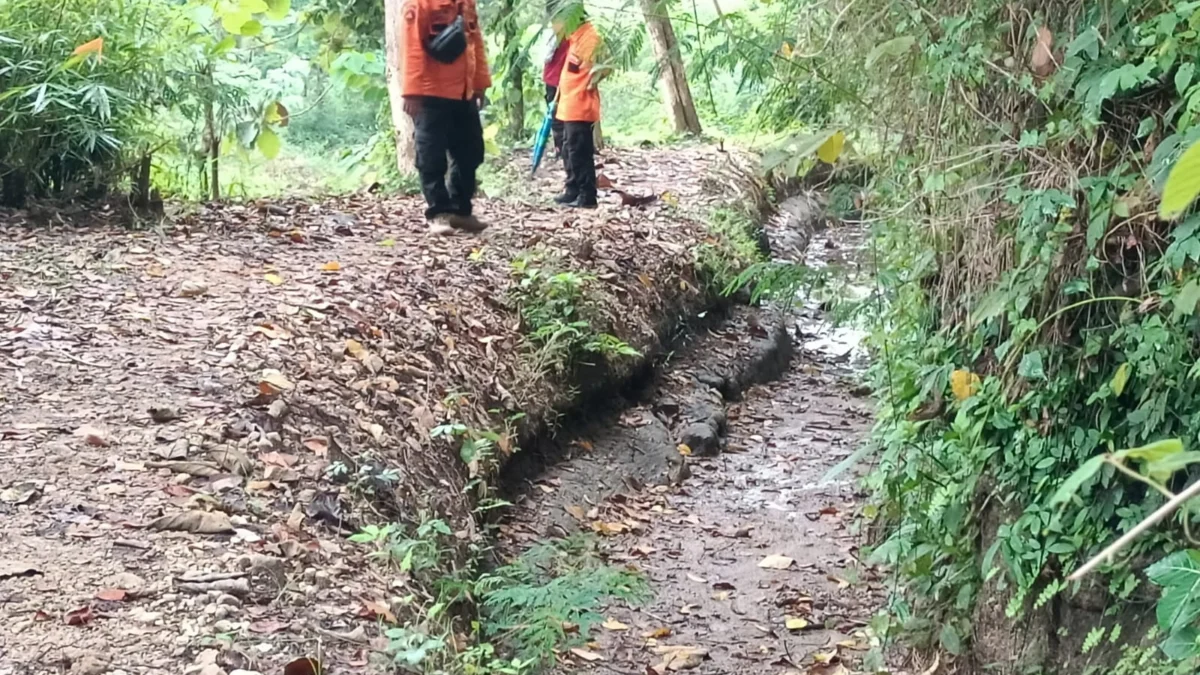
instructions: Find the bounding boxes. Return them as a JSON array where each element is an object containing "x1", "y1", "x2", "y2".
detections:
[{"x1": 426, "y1": 13, "x2": 468, "y2": 64}]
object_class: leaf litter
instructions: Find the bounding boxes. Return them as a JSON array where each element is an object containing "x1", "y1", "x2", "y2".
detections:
[{"x1": 0, "y1": 146, "x2": 740, "y2": 674}]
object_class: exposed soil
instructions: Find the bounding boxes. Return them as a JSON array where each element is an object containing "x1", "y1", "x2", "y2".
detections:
[
  {"x1": 0, "y1": 146, "x2": 755, "y2": 675},
  {"x1": 496, "y1": 217, "x2": 886, "y2": 675}
]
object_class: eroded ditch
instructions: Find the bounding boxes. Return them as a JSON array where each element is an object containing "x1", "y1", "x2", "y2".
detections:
[{"x1": 485, "y1": 197, "x2": 884, "y2": 675}]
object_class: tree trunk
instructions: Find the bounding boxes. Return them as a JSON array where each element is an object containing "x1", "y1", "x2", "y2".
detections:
[
  {"x1": 132, "y1": 152, "x2": 152, "y2": 208},
  {"x1": 384, "y1": 0, "x2": 416, "y2": 174},
  {"x1": 638, "y1": 0, "x2": 701, "y2": 135},
  {"x1": 203, "y1": 79, "x2": 220, "y2": 202}
]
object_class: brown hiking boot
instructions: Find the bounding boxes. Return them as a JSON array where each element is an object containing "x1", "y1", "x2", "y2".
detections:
[{"x1": 447, "y1": 214, "x2": 488, "y2": 233}]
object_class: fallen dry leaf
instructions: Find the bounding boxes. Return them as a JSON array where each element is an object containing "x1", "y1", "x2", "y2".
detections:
[
  {"x1": 261, "y1": 452, "x2": 299, "y2": 468},
  {"x1": 258, "y1": 369, "x2": 294, "y2": 393},
  {"x1": 565, "y1": 504, "x2": 586, "y2": 522},
  {"x1": 321, "y1": 261, "x2": 341, "y2": 272},
  {"x1": 651, "y1": 645, "x2": 709, "y2": 672},
  {"x1": 644, "y1": 627, "x2": 672, "y2": 639},
  {"x1": 0, "y1": 560, "x2": 42, "y2": 580},
  {"x1": 569, "y1": 647, "x2": 604, "y2": 662},
  {"x1": 602, "y1": 618, "x2": 629, "y2": 631},
  {"x1": 212, "y1": 447, "x2": 254, "y2": 476},
  {"x1": 591, "y1": 521, "x2": 629, "y2": 536},
  {"x1": 283, "y1": 657, "x2": 322, "y2": 675},
  {"x1": 302, "y1": 437, "x2": 329, "y2": 455},
  {"x1": 361, "y1": 599, "x2": 397, "y2": 624},
  {"x1": 686, "y1": 573, "x2": 707, "y2": 584},
  {"x1": 150, "y1": 511, "x2": 234, "y2": 534},
  {"x1": 250, "y1": 619, "x2": 290, "y2": 634},
  {"x1": 1031, "y1": 25, "x2": 1056, "y2": 78},
  {"x1": 264, "y1": 273, "x2": 285, "y2": 285},
  {"x1": 178, "y1": 280, "x2": 208, "y2": 297},
  {"x1": 148, "y1": 406, "x2": 181, "y2": 423},
  {"x1": 95, "y1": 588, "x2": 127, "y2": 602},
  {"x1": 73, "y1": 425, "x2": 110, "y2": 447},
  {"x1": 345, "y1": 340, "x2": 367, "y2": 359},
  {"x1": 64, "y1": 605, "x2": 95, "y2": 626},
  {"x1": 757, "y1": 554, "x2": 795, "y2": 570}
]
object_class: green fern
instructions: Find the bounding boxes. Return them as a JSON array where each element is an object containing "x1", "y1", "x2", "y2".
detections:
[{"x1": 476, "y1": 536, "x2": 649, "y2": 664}]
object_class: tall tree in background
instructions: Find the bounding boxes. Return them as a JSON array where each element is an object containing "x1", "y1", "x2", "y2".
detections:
[
  {"x1": 384, "y1": 0, "x2": 416, "y2": 172},
  {"x1": 637, "y1": 0, "x2": 700, "y2": 135}
]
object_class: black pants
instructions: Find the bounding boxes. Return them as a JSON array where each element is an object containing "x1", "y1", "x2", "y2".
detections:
[
  {"x1": 545, "y1": 85, "x2": 565, "y2": 155},
  {"x1": 562, "y1": 121, "x2": 596, "y2": 201},
  {"x1": 411, "y1": 96, "x2": 483, "y2": 219}
]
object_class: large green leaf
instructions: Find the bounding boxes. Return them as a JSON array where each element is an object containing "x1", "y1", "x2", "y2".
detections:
[
  {"x1": 265, "y1": 0, "x2": 291, "y2": 20},
  {"x1": 866, "y1": 36, "x2": 915, "y2": 67},
  {"x1": 1018, "y1": 351, "x2": 1046, "y2": 380},
  {"x1": 1110, "y1": 362, "x2": 1130, "y2": 396},
  {"x1": 1174, "y1": 280, "x2": 1200, "y2": 319},
  {"x1": 1050, "y1": 455, "x2": 1106, "y2": 506},
  {"x1": 1160, "y1": 140, "x2": 1200, "y2": 219},
  {"x1": 1145, "y1": 452, "x2": 1200, "y2": 484},
  {"x1": 258, "y1": 127, "x2": 281, "y2": 159},
  {"x1": 1161, "y1": 626, "x2": 1200, "y2": 660},
  {"x1": 1148, "y1": 551, "x2": 1200, "y2": 632},
  {"x1": 1115, "y1": 438, "x2": 1184, "y2": 464}
]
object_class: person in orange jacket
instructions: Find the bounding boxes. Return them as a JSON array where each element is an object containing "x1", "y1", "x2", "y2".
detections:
[
  {"x1": 551, "y1": 4, "x2": 609, "y2": 209},
  {"x1": 400, "y1": 0, "x2": 491, "y2": 233}
]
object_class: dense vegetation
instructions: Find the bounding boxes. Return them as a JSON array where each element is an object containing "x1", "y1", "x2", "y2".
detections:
[{"x1": 13, "y1": 0, "x2": 1200, "y2": 672}]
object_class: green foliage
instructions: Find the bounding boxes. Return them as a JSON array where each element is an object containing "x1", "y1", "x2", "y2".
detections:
[
  {"x1": 476, "y1": 536, "x2": 649, "y2": 663},
  {"x1": 508, "y1": 252, "x2": 641, "y2": 374},
  {"x1": 745, "y1": 0, "x2": 1200, "y2": 661},
  {"x1": 0, "y1": 0, "x2": 174, "y2": 205}
]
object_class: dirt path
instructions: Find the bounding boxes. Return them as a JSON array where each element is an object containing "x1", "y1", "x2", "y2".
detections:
[
  {"x1": 0, "y1": 146, "x2": 752, "y2": 675},
  {"x1": 497, "y1": 218, "x2": 884, "y2": 675}
]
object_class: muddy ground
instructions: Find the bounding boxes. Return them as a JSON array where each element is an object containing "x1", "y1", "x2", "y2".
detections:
[{"x1": 497, "y1": 217, "x2": 886, "y2": 675}]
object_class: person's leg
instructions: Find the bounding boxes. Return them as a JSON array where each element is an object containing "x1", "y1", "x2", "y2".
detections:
[
  {"x1": 567, "y1": 121, "x2": 597, "y2": 208},
  {"x1": 412, "y1": 97, "x2": 454, "y2": 222},
  {"x1": 445, "y1": 99, "x2": 487, "y2": 231},
  {"x1": 555, "y1": 120, "x2": 579, "y2": 203}
]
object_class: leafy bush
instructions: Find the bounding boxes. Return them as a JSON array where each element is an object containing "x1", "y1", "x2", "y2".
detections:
[{"x1": 0, "y1": 0, "x2": 173, "y2": 205}]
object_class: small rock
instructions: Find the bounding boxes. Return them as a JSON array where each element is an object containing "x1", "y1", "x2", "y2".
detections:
[
  {"x1": 266, "y1": 400, "x2": 287, "y2": 419},
  {"x1": 106, "y1": 572, "x2": 146, "y2": 593},
  {"x1": 69, "y1": 654, "x2": 109, "y2": 675},
  {"x1": 179, "y1": 280, "x2": 209, "y2": 298},
  {"x1": 216, "y1": 593, "x2": 241, "y2": 607},
  {"x1": 149, "y1": 406, "x2": 182, "y2": 423}
]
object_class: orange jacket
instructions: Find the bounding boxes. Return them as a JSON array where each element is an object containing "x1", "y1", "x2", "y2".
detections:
[
  {"x1": 555, "y1": 22, "x2": 601, "y2": 123},
  {"x1": 400, "y1": 0, "x2": 491, "y2": 100}
]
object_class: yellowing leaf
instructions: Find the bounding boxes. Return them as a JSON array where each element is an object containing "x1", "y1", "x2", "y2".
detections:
[
  {"x1": 780, "y1": 41, "x2": 793, "y2": 58},
  {"x1": 677, "y1": 443, "x2": 693, "y2": 456},
  {"x1": 602, "y1": 618, "x2": 629, "y2": 631},
  {"x1": 321, "y1": 261, "x2": 342, "y2": 272},
  {"x1": 785, "y1": 616, "x2": 809, "y2": 631},
  {"x1": 950, "y1": 369, "x2": 981, "y2": 402},
  {"x1": 263, "y1": 273, "x2": 284, "y2": 285},
  {"x1": 379, "y1": 238, "x2": 396, "y2": 248},
  {"x1": 258, "y1": 127, "x2": 282, "y2": 159},
  {"x1": 1110, "y1": 362, "x2": 1130, "y2": 396},
  {"x1": 345, "y1": 339, "x2": 366, "y2": 359},
  {"x1": 643, "y1": 627, "x2": 672, "y2": 639},
  {"x1": 816, "y1": 131, "x2": 845, "y2": 164},
  {"x1": 72, "y1": 37, "x2": 104, "y2": 57},
  {"x1": 1161, "y1": 140, "x2": 1200, "y2": 219},
  {"x1": 569, "y1": 648, "x2": 604, "y2": 662}
]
